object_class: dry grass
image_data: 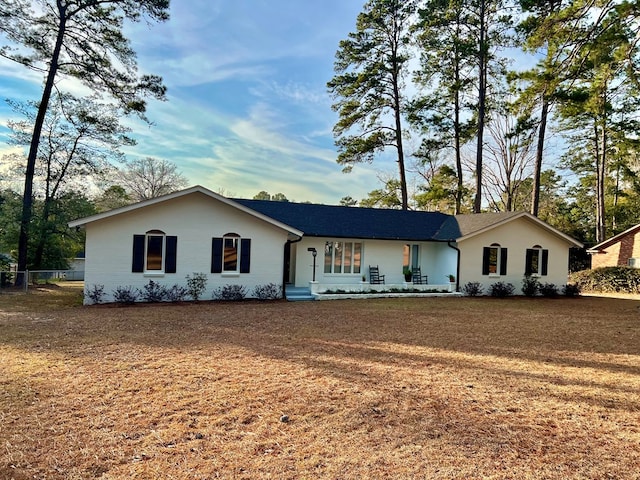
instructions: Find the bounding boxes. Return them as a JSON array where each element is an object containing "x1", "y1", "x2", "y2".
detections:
[{"x1": 1, "y1": 286, "x2": 640, "y2": 479}]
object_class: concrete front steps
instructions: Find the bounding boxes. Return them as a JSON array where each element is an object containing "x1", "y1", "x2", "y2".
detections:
[{"x1": 285, "y1": 285, "x2": 315, "y2": 301}]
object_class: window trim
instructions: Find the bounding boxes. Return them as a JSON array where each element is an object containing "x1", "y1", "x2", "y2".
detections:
[
  {"x1": 324, "y1": 240, "x2": 362, "y2": 275},
  {"x1": 212, "y1": 235, "x2": 251, "y2": 274},
  {"x1": 132, "y1": 231, "x2": 177, "y2": 275},
  {"x1": 223, "y1": 234, "x2": 240, "y2": 273},
  {"x1": 483, "y1": 244, "x2": 507, "y2": 276},
  {"x1": 525, "y1": 246, "x2": 548, "y2": 276},
  {"x1": 145, "y1": 232, "x2": 165, "y2": 272}
]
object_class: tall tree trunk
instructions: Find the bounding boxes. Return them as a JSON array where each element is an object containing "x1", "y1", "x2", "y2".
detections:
[
  {"x1": 392, "y1": 44, "x2": 408, "y2": 210},
  {"x1": 596, "y1": 121, "x2": 607, "y2": 243},
  {"x1": 474, "y1": 0, "x2": 487, "y2": 214},
  {"x1": 32, "y1": 198, "x2": 52, "y2": 270},
  {"x1": 612, "y1": 163, "x2": 620, "y2": 232},
  {"x1": 531, "y1": 97, "x2": 549, "y2": 216},
  {"x1": 17, "y1": 3, "x2": 67, "y2": 278},
  {"x1": 594, "y1": 81, "x2": 608, "y2": 243},
  {"x1": 454, "y1": 13, "x2": 463, "y2": 214}
]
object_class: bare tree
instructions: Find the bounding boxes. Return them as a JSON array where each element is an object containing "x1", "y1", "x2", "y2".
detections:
[
  {"x1": 0, "y1": 0, "x2": 169, "y2": 276},
  {"x1": 116, "y1": 157, "x2": 189, "y2": 202},
  {"x1": 483, "y1": 103, "x2": 536, "y2": 211}
]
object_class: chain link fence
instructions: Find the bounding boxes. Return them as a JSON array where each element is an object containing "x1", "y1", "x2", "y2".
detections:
[{"x1": 1, "y1": 269, "x2": 84, "y2": 293}]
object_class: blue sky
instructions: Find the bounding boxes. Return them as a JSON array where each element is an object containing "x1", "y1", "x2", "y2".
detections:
[{"x1": 1, "y1": 1, "x2": 403, "y2": 204}]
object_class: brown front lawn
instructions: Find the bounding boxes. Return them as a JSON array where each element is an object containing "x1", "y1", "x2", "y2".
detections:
[{"x1": 1, "y1": 286, "x2": 639, "y2": 479}]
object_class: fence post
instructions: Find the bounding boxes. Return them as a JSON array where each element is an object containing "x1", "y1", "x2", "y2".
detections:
[{"x1": 24, "y1": 269, "x2": 28, "y2": 293}]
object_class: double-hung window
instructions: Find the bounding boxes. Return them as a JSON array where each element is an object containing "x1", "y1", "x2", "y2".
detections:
[
  {"x1": 525, "y1": 245, "x2": 548, "y2": 276},
  {"x1": 324, "y1": 241, "x2": 362, "y2": 274},
  {"x1": 132, "y1": 230, "x2": 178, "y2": 274},
  {"x1": 482, "y1": 243, "x2": 507, "y2": 276},
  {"x1": 212, "y1": 233, "x2": 251, "y2": 274}
]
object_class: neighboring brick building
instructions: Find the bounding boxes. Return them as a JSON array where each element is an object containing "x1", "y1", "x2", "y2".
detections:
[{"x1": 588, "y1": 224, "x2": 640, "y2": 269}]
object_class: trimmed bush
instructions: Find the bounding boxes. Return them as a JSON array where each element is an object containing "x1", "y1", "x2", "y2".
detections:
[
  {"x1": 489, "y1": 281, "x2": 515, "y2": 297},
  {"x1": 253, "y1": 283, "x2": 282, "y2": 300},
  {"x1": 113, "y1": 286, "x2": 139, "y2": 304},
  {"x1": 539, "y1": 282, "x2": 559, "y2": 298},
  {"x1": 85, "y1": 284, "x2": 105, "y2": 304},
  {"x1": 570, "y1": 266, "x2": 640, "y2": 294},
  {"x1": 462, "y1": 281, "x2": 483, "y2": 297},
  {"x1": 212, "y1": 284, "x2": 247, "y2": 301},
  {"x1": 562, "y1": 283, "x2": 581, "y2": 297},
  {"x1": 140, "y1": 280, "x2": 169, "y2": 302},
  {"x1": 521, "y1": 276, "x2": 540, "y2": 297},
  {"x1": 186, "y1": 272, "x2": 208, "y2": 301},
  {"x1": 166, "y1": 284, "x2": 189, "y2": 302}
]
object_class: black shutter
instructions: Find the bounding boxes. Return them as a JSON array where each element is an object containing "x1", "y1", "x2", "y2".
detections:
[
  {"x1": 132, "y1": 235, "x2": 145, "y2": 272},
  {"x1": 212, "y1": 238, "x2": 223, "y2": 273},
  {"x1": 240, "y1": 238, "x2": 251, "y2": 273},
  {"x1": 525, "y1": 249, "x2": 533, "y2": 276},
  {"x1": 165, "y1": 236, "x2": 177, "y2": 273},
  {"x1": 482, "y1": 247, "x2": 490, "y2": 275},
  {"x1": 500, "y1": 248, "x2": 508, "y2": 276},
  {"x1": 541, "y1": 249, "x2": 549, "y2": 276}
]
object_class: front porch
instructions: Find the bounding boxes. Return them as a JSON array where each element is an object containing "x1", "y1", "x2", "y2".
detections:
[
  {"x1": 285, "y1": 281, "x2": 460, "y2": 301},
  {"x1": 309, "y1": 281, "x2": 458, "y2": 295}
]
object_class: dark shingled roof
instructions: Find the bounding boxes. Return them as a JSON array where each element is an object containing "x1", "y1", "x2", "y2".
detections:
[{"x1": 235, "y1": 199, "x2": 457, "y2": 241}]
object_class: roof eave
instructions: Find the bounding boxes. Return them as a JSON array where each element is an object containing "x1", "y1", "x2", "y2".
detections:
[
  {"x1": 588, "y1": 224, "x2": 640, "y2": 252},
  {"x1": 456, "y1": 212, "x2": 583, "y2": 248},
  {"x1": 68, "y1": 185, "x2": 304, "y2": 237}
]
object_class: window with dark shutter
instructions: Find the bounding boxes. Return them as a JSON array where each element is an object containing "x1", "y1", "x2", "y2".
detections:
[
  {"x1": 132, "y1": 235, "x2": 145, "y2": 272},
  {"x1": 165, "y1": 236, "x2": 178, "y2": 273},
  {"x1": 525, "y1": 249, "x2": 534, "y2": 276},
  {"x1": 212, "y1": 237, "x2": 223, "y2": 273},
  {"x1": 482, "y1": 247, "x2": 491, "y2": 275},
  {"x1": 133, "y1": 230, "x2": 176, "y2": 274},
  {"x1": 240, "y1": 238, "x2": 251, "y2": 273},
  {"x1": 525, "y1": 246, "x2": 547, "y2": 276},
  {"x1": 212, "y1": 235, "x2": 251, "y2": 274},
  {"x1": 541, "y1": 249, "x2": 549, "y2": 275},
  {"x1": 483, "y1": 244, "x2": 506, "y2": 275},
  {"x1": 500, "y1": 248, "x2": 508, "y2": 275}
]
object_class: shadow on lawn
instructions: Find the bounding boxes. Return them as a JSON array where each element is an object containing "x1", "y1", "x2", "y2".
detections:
[
  {"x1": 3, "y1": 296, "x2": 640, "y2": 479},
  {"x1": 3, "y1": 296, "x2": 640, "y2": 414}
]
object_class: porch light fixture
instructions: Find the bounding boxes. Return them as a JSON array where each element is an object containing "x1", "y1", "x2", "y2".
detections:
[{"x1": 307, "y1": 247, "x2": 317, "y2": 282}]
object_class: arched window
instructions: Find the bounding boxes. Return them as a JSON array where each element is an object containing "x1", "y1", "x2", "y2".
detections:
[
  {"x1": 223, "y1": 233, "x2": 240, "y2": 272},
  {"x1": 211, "y1": 233, "x2": 251, "y2": 274},
  {"x1": 525, "y1": 245, "x2": 548, "y2": 276},
  {"x1": 145, "y1": 230, "x2": 165, "y2": 271},
  {"x1": 483, "y1": 243, "x2": 507, "y2": 276},
  {"x1": 132, "y1": 230, "x2": 177, "y2": 274}
]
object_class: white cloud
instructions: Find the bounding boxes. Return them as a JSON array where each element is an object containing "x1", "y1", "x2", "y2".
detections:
[{"x1": 0, "y1": 1, "x2": 388, "y2": 204}]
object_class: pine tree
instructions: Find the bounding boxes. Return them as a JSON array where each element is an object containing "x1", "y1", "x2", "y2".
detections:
[
  {"x1": 0, "y1": 0, "x2": 169, "y2": 276},
  {"x1": 328, "y1": 0, "x2": 416, "y2": 210}
]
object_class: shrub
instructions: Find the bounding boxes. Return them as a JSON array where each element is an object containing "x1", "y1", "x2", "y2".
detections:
[
  {"x1": 113, "y1": 286, "x2": 139, "y2": 304},
  {"x1": 521, "y1": 276, "x2": 540, "y2": 297},
  {"x1": 0, "y1": 252, "x2": 11, "y2": 270},
  {"x1": 489, "y1": 282, "x2": 515, "y2": 297},
  {"x1": 562, "y1": 283, "x2": 581, "y2": 297},
  {"x1": 212, "y1": 284, "x2": 247, "y2": 301},
  {"x1": 186, "y1": 272, "x2": 208, "y2": 301},
  {"x1": 166, "y1": 284, "x2": 189, "y2": 302},
  {"x1": 462, "y1": 281, "x2": 483, "y2": 297},
  {"x1": 539, "y1": 282, "x2": 559, "y2": 298},
  {"x1": 570, "y1": 266, "x2": 640, "y2": 294},
  {"x1": 253, "y1": 283, "x2": 282, "y2": 300},
  {"x1": 140, "y1": 280, "x2": 169, "y2": 302},
  {"x1": 85, "y1": 284, "x2": 105, "y2": 304}
]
